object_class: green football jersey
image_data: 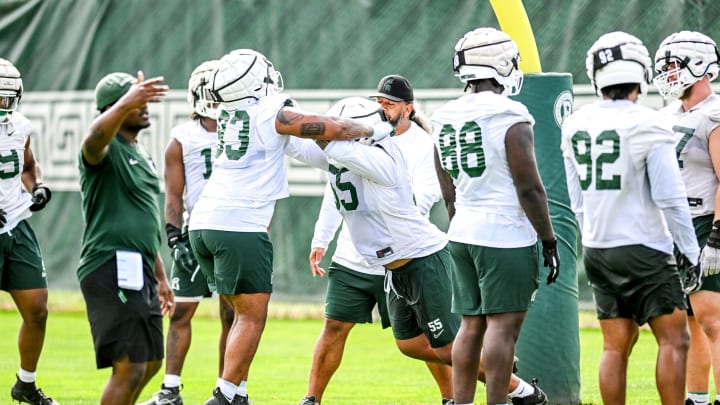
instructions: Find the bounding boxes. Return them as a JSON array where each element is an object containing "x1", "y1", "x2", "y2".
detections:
[{"x1": 77, "y1": 136, "x2": 162, "y2": 282}]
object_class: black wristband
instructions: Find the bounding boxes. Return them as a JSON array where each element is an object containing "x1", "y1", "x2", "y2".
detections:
[{"x1": 165, "y1": 223, "x2": 182, "y2": 248}]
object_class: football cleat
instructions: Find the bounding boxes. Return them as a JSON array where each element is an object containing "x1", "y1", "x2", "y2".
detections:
[
  {"x1": 203, "y1": 388, "x2": 249, "y2": 405},
  {"x1": 510, "y1": 378, "x2": 547, "y2": 405},
  {"x1": 10, "y1": 376, "x2": 59, "y2": 405},
  {"x1": 137, "y1": 383, "x2": 182, "y2": 405},
  {"x1": 297, "y1": 396, "x2": 319, "y2": 405}
]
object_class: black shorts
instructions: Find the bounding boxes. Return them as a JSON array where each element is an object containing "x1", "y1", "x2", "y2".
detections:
[
  {"x1": 80, "y1": 257, "x2": 164, "y2": 369},
  {"x1": 584, "y1": 244, "x2": 686, "y2": 325}
]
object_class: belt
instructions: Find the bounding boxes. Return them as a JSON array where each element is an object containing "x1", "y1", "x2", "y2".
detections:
[{"x1": 384, "y1": 258, "x2": 412, "y2": 270}]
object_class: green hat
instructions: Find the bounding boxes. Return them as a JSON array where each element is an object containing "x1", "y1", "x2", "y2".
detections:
[{"x1": 94, "y1": 72, "x2": 135, "y2": 110}]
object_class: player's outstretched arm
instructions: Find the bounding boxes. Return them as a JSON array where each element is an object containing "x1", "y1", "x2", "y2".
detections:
[{"x1": 275, "y1": 106, "x2": 390, "y2": 142}]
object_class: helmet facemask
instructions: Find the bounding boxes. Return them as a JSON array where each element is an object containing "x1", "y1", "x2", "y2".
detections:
[
  {"x1": 0, "y1": 58, "x2": 22, "y2": 125},
  {"x1": 653, "y1": 31, "x2": 720, "y2": 100},
  {"x1": 187, "y1": 60, "x2": 221, "y2": 119}
]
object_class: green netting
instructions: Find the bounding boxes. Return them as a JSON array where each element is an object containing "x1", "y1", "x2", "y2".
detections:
[{"x1": 1, "y1": 0, "x2": 718, "y2": 92}]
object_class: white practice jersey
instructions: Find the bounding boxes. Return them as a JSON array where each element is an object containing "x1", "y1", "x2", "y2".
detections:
[
  {"x1": 189, "y1": 95, "x2": 328, "y2": 232},
  {"x1": 561, "y1": 99, "x2": 690, "y2": 254},
  {"x1": 431, "y1": 91, "x2": 537, "y2": 248},
  {"x1": 171, "y1": 119, "x2": 216, "y2": 217},
  {"x1": 0, "y1": 112, "x2": 33, "y2": 233},
  {"x1": 322, "y1": 138, "x2": 447, "y2": 268},
  {"x1": 392, "y1": 122, "x2": 442, "y2": 214},
  {"x1": 660, "y1": 94, "x2": 720, "y2": 218},
  {"x1": 311, "y1": 125, "x2": 441, "y2": 276}
]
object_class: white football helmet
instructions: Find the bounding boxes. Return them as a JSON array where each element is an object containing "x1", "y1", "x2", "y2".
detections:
[
  {"x1": 0, "y1": 58, "x2": 22, "y2": 124},
  {"x1": 653, "y1": 31, "x2": 720, "y2": 99},
  {"x1": 326, "y1": 97, "x2": 385, "y2": 126},
  {"x1": 585, "y1": 31, "x2": 652, "y2": 96},
  {"x1": 208, "y1": 49, "x2": 283, "y2": 110},
  {"x1": 452, "y1": 27, "x2": 523, "y2": 96},
  {"x1": 188, "y1": 60, "x2": 220, "y2": 119}
]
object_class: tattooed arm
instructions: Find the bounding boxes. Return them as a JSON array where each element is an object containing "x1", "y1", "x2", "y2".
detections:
[{"x1": 274, "y1": 106, "x2": 374, "y2": 142}]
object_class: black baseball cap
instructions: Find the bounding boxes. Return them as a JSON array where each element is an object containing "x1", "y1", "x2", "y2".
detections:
[{"x1": 373, "y1": 75, "x2": 414, "y2": 102}]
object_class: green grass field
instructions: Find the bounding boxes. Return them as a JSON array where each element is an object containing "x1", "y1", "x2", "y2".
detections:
[{"x1": 0, "y1": 295, "x2": 695, "y2": 404}]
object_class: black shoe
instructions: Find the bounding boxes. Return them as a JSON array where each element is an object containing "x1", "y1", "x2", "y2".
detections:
[
  {"x1": 10, "y1": 376, "x2": 59, "y2": 405},
  {"x1": 203, "y1": 388, "x2": 250, "y2": 405},
  {"x1": 298, "y1": 396, "x2": 319, "y2": 405},
  {"x1": 137, "y1": 383, "x2": 183, "y2": 405},
  {"x1": 441, "y1": 399, "x2": 454, "y2": 405},
  {"x1": 510, "y1": 378, "x2": 547, "y2": 405}
]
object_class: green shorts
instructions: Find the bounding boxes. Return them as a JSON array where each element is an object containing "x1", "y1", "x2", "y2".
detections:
[
  {"x1": 189, "y1": 230, "x2": 273, "y2": 295},
  {"x1": 170, "y1": 261, "x2": 211, "y2": 301},
  {"x1": 449, "y1": 241, "x2": 539, "y2": 315},
  {"x1": 584, "y1": 244, "x2": 686, "y2": 325},
  {"x1": 0, "y1": 220, "x2": 47, "y2": 291},
  {"x1": 325, "y1": 262, "x2": 389, "y2": 328},
  {"x1": 386, "y1": 247, "x2": 459, "y2": 348}
]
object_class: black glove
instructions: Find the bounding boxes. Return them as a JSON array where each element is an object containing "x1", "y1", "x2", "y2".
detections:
[
  {"x1": 29, "y1": 184, "x2": 51, "y2": 212},
  {"x1": 0, "y1": 208, "x2": 6, "y2": 227},
  {"x1": 678, "y1": 253, "x2": 703, "y2": 294},
  {"x1": 707, "y1": 220, "x2": 720, "y2": 249},
  {"x1": 542, "y1": 238, "x2": 560, "y2": 285},
  {"x1": 166, "y1": 223, "x2": 198, "y2": 274}
]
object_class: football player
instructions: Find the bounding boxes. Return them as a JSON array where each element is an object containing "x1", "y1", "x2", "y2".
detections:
[
  {"x1": 562, "y1": 31, "x2": 698, "y2": 404},
  {"x1": 654, "y1": 31, "x2": 720, "y2": 405},
  {"x1": 0, "y1": 58, "x2": 58, "y2": 405},
  {"x1": 139, "y1": 60, "x2": 234, "y2": 405},
  {"x1": 188, "y1": 49, "x2": 393, "y2": 405},
  {"x1": 431, "y1": 27, "x2": 557, "y2": 405}
]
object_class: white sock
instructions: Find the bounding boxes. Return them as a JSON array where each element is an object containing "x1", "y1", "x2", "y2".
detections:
[
  {"x1": 163, "y1": 374, "x2": 181, "y2": 388},
  {"x1": 236, "y1": 380, "x2": 247, "y2": 397},
  {"x1": 508, "y1": 379, "x2": 533, "y2": 398},
  {"x1": 217, "y1": 378, "x2": 237, "y2": 401},
  {"x1": 688, "y1": 392, "x2": 709, "y2": 404},
  {"x1": 18, "y1": 368, "x2": 36, "y2": 383}
]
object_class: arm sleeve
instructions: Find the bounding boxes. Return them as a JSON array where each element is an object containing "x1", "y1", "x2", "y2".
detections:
[
  {"x1": 411, "y1": 142, "x2": 441, "y2": 216},
  {"x1": 323, "y1": 141, "x2": 398, "y2": 186},
  {"x1": 563, "y1": 156, "x2": 584, "y2": 234},
  {"x1": 311, "y1": 182, "x2": 343, "y2": 249},
  {"x1": 560, "y1": 128, "x2": 584, "y2": 233},
  {"x1": 647, "y1": 144, "x2": 701, "y2": 262},
  {"x1": 285, "y1": 136, "x2": 328, "y2": 171}
]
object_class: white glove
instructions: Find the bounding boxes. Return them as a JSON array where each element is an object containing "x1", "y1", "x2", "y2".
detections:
[
  {"x1": 701, "y1": 245, "x2": 720, "y2": 276},
  {"x1": 701, "y1": 221, "x2": 720, "y2": 276},
  {"x1": 370, "y1": 122, "x2": 394, "y2": 142}
]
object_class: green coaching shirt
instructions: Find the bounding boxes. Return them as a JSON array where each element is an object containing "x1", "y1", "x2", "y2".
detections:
[{"x1": 77, "y1": 136, "x2": 162, "y2": 282}]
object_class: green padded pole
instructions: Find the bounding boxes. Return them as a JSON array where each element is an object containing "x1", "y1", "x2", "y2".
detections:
[{"x1": 512, "y1": 73, "x2": 581, "y2": 404}]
